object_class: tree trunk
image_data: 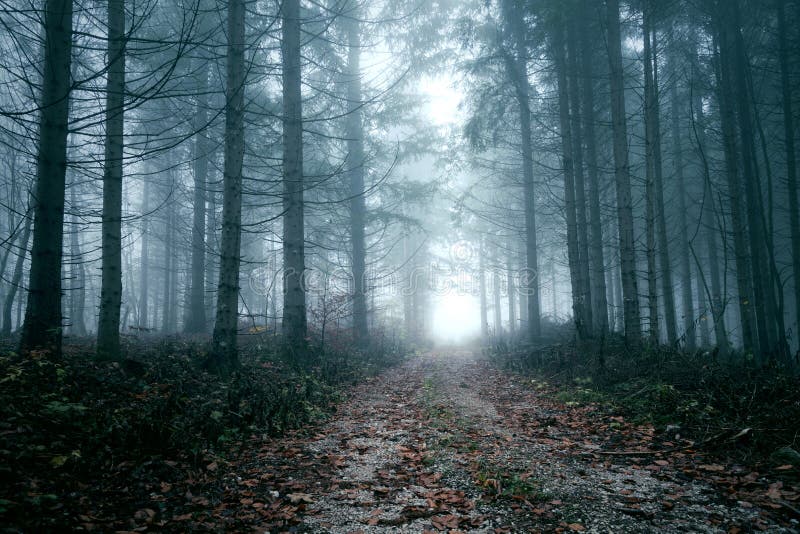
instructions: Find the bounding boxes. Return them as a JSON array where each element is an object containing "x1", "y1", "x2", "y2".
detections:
[
  {"x1": 579, "y1": 2, "x2": 609, "y2": 335},
  {"x1": 69, "y1": 188, "x2": 86, "y2": 336},
  {"x1": 479, "y1": 236, "x2": 488, "y2": 339},
  {"x1": 344, "y1": 9, "x2": 368, "y2": 347},
  {"x1": 209, "y1": 0, "x2": 245, "y2": 372},
  {"x1": 643, "y1": 9, "x2": 660, "y2": 343},
  {"x1": 518, "y1": 239, "x2": 528, "y2": 329},
  {"x1": 553, "y1": 18, "x2": 588, "y2": 340},
  {"x1": 566, "y1": 15, "x2": 593, "y2": 337},
  {"x1": 2, "y1": 204, "x2": 32, "y2": 337},
  {"x1": 138, "y1": 180, "x2": 150, "y2": 329},
  {"x1": 713, "y1": 23, "x2": 757, "y2": 357},
  {"x1": 281, "y1": 0, "x2": 307, "y2": 349},
  {"x1": 186, "y1": 63, "x2": 209, "y2": 334},
  {"x1": 97, "y1": 0, "x2": 126, "y2": 359},
  {"x1": 606, "y1": 0, "x2": 641, "y2": 343},
  {"x1": 20, "y1": 0, "x2": 73, "y2": 355},
  {"x1": 492, "y1": 242, "x2": 502, "y2": 334},
  {"x1": 691, "y1": 82, "x2": 729, "y2": 355},
  {"x1": 507, "y1": 248, "x2": 516, "y2": 336},
  {"x1": 777, "y1": 0, "x2": 800, "y2": 358},
  {"x1": 161, "y1": 202, "x2": 172, "y2": 333},
  {"x1": 205, "y1": 183, "x2": 217, "y2": 325},
  {"x1": 0, "y1": 156, "x2": 17, "y2": 331},
  {"x1": 649, "y1": 21, "x2": 677, "y2": 345},
  {"x1": 501, "y1": 0, "x2": 540, "y2": 339},
  {"x1": 726, "y1": 1, "x2": 772, "y2": 359},
  {"x1": 670, "y1": 73, "x2": 695, "y2": 351}
]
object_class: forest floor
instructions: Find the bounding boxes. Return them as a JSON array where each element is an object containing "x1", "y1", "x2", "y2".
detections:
[
  {"x1": 159, "y1": 349, "x2": 797, "y2": 533},
  {"x1": 5, "y1": 349, "x2": 799, "y2": 533}
]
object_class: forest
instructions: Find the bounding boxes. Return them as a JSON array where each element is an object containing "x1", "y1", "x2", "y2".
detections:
[{"x1": 1, "y1": 0, "x2": 799, "y2": 531}]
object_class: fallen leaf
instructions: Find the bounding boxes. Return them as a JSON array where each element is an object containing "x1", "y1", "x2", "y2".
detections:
[{"x1": 287, "y1": 492, "x2": 314, "y2": 504}]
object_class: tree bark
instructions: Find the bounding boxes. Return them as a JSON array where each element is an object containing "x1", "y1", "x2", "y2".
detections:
[
  {"x1": 643, "y1": 8, "x2": 660, "y2": 343},
  {"x1": 281, "y1": 0, "x2": 307, "y2": 349},
  {"x1": 138, "y1": 179, "x2": 150, "y2": 329},
  {"x1": 649, "y1": 21, "x2": 677, "y2": 345},
  {"x1": 97, "y1": 0, "x2": 126, "y2": 359},
  {"x1": 506, "y1": 248, "x2": 517, "y2": 336},
  {"x1": 579, "y1": 2, "x2": 609, "y2": 335},
  {"x1": 479, "y1": 235, "x2": 488, "y2": 339},
  {"x1": 69, "y1": 187, "x2": 86, "y2": 336},
  {"x1": 20, "y1": 0, "x2": 74, "y2": 356},
  {"x1": 501, "y1": 0, "x2": 540, "y2": 339},
  {"x1": 566, "y1": 14, "x2": 593, "y2": 337},
  {"x1": 713, "y1": 22, "x2": 757, "y2": 357},
  {"x1": 690, "y1": 78, "x2": 728, "y2": 355},
  {"x1": 670, "y1": 72, "x2": 695, "y2": 351},
  {"x1": 605, "y1": 0, "x2": 641, "y2": 343},
  {"x1": 186, "y1": 62, "x2": 209, "y2": 334},
  {"x1": 553, "y1": 17, "x2": 588, "y2": 340},
  {"x1": 2, "y1": 203, "x2": 32, "y2": 337},
  {"x1": 209, "y1": 0, "x2": 245, "y2": 372},
  {"x1": 726, "y1": 1, "x2": 772, "y2": 359},
  {"x1": 344, "y1": 8, "x2": 368, "y2": 347},
  {"x1": 777, "y1": 0, "x2": 799, "y2": 358}
]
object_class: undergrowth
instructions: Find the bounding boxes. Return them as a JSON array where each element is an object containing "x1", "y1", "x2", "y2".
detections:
[
  {"x1": 0, "y1": 332, "x2": 404, "y2": 527},
  {"x1": 488, "y1": 333, "x2": 800, "y2": 462}
]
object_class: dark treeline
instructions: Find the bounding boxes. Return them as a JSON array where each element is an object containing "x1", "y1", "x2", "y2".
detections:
[{"x1": 0, "y1": 0, "x2": 798, "y2": 367}]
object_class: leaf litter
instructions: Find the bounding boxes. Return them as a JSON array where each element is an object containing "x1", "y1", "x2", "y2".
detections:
[{"x1": 4, "y1": 349, "x2": 798, "y2": 532}]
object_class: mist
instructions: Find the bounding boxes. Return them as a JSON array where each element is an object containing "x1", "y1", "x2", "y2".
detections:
[{"x1": 1, "y1": 0, "x2": 800, "y2": 531}]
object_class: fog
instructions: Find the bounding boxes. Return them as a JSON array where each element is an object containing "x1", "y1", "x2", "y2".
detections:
[{"x1": 1, "y1": 0, "x2": 799, "y2": 366}]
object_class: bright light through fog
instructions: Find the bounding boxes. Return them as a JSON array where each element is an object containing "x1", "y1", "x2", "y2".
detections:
[
  {"x1": 431, "y1": 292, "x2": 480, "y2": 345},
  {"x1": 420, "y1": 75, "x2": 462, "y2": 126}
]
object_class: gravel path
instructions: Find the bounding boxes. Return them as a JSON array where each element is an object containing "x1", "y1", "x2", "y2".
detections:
[{"x1": 264, "y1": 350, "x2": 798, "y2": 533}]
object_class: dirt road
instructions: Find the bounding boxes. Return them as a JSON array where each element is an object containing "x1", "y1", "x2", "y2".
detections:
[{"x1": 237, "y1": 350, "x2": 796, "y2": 533}]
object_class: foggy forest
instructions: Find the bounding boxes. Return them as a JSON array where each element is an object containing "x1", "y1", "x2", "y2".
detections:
[{"x1": 1, "y1": 0, "x2": 800, "y2": 531}]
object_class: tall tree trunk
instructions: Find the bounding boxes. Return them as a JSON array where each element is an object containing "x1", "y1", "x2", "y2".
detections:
[
  {"x1": 209, "y1": 0, "x2": 245, "y2": 372},
  {"x1": 566, "y1": 14, "x2": 593, "y2": 337},
  {"x1": 643, "y1": 8, "x2": 660, "y2": 343},
  {"x1": 492, "y1": 242, "x2": 502, "y2": 334},
  {"x1": 161, "y1": 204, "x2": 172, "y2": 333},
  {"x1": 605, "y1": 0, "x2": 641, "y2": 343},
  {"x1": 186, "y1": 63, "x2": 209, "y2": 334},
  {"x1": 69, "y1": 188, "x2": 86, "y2": 336},
  {"x1": 553, "y1": 18, "x2": 588, "y2": 340},
  {"x1": 670, "y1": 73, "x2": 695, "y2": 351},
  {"x1": 0, "y1": 156, "x2": 17, "y2": 331},
  {"x1": 205, "y1": 184, "x2": 217, "y2": 325},
  {"x1": 344, "y1": 8, "x2": 368, "y2": 346},
  {"x1": 20, "y1": 0, "x2": 74, "y2": 355},
  {"x1": 777, "y1": 0, "x2": 800, "y2": 357},
  {"x1": 726, "y1": 1, "x2": 772, "y2": 359},
  {"x1": 501, "y1": 0, "x2": 540, "y2": 339},
  {"x1": 713, "y1": 24, "x2": 757, "y2": 357},
  {"x1": 138, "y1": 180, "x2": 150, "y2": 329},
  {"x1": 579, "y1": 2, "x2": 609, "y2": 334},
  {"x1": 168, "y1": 208, "x2": 178, "y2": 332},
  {"x1": 2, "y1": 203, "x2": 32, "y2": 337},
  {"x1": 691, "y1": 83, "x2": 729, "y2": 355},
  {"x1": 479, "y1": 236, "x2": 488, "y2": 339},
  {"x1": 518, "y1": 239, "x2": 528, "y2": 329},
  {"x1": 97, "y1": 0, "x2": 126, "y2": 359},
  {"x1": 649, "y1": 21, "x2": 677, "y2": 345},
  {"x1": 507, "y1": 248, "x2": 517, "y2": 336},
  {"x1": 281, "y1": 0, "x2": 307, "y2": 348}
]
